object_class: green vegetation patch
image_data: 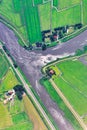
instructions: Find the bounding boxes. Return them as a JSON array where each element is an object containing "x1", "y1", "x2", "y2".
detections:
[
  {"x1": 38, "y1": 2, "x2": 51, "y2": 31},
  {"x1": 18, "y1": 0, "x2": 42, "y2": 43},
  {"x1": 34, "y1": 0, "x2": 43, "y2": 5},
  {"x1": 53, "y1": 59, "x2": 87, "y2": 117},
  {"x1": 83, "y1": 0, "x2": 87, "y2": 25},
  {"x1": 0, "y1": 0, "x2": 22, "y2": 27},
  {"x1": 52, "y1": 4, "x2": 81, "y2": 28},
  {"x1": 41, "y1": 78, "x2": 82, "y2": 130},
  {"x1": 12, "y1": 112, "x2": 29, "y2": 124},
  {"x1": 0, "y1": 69, "x2": 20, "y2": 93},
  {"x1": 53, "y1": 0, "x2": 58, "y2": 8},
  {"x1": 58, "y1": 0, "x2": 80, "y2": 9},
  {"x1": 0, "y1": 102, "x2": 12, "y2": 129},
  {"x1": 5, "y1": 121, "x2": 33, "y2": 130},
  {"x1": 9, "y1": 96, "x2": 24, "y2": 115},
  {"x1": 0, "y1": 52, "x2": 9, "y2": 79}
]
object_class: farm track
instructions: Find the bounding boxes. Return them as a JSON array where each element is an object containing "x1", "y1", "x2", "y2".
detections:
[
  {"x1": 0, "y1": 22, "x2": 87, "y2": 129},
  {"x1": 50, "y1": 79, "x2": 87, "y2": 130}
]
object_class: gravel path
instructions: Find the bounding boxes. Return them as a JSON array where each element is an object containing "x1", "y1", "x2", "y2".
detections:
[{"x1": 0, "y1": 22, "x2": 87, "y2": 130}]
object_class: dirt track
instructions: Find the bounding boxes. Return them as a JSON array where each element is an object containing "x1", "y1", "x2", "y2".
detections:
[
  {"x1": 0, "y1": 22, "x2": 87, "y2": 129},
  {"x1": 50, "y1": 79, "x2": 87, "y2": 130}
]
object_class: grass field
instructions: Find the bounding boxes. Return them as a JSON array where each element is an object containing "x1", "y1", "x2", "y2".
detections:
[
  {"x1": 0, "y1": 102, "x2": 13, "y2": 129},
  {"x1": 0, "y1": 69, "x2": 20, "y2": 93},
  {"x1": 13, "y1": 0, "x2": 42, "y2": 44},
  {"x1": 83, "y1": 0, "x2": 87, "y2": 25},
  {"x1": 41, "y1": 78, "x2": 82, "y2": 130},
  {"x1": 54, "y1": 59, "x2": 87, "y2": 116},
  {"x1": 58, "y1": 0, "x2": 80, "y2": 9},
  {"x1": 52, "y1": 4, "x2": 81, "y2": 29},
  {"x1": 0, "y1": 52, "x2": 9, "y2": 79},
  {"x1": 38, "y1": 2, "x2": 51, "y2": 31}
]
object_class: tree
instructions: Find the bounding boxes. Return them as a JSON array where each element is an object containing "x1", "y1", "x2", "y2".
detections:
[{"x1": 42, "y1": 44, "x2": 47, "y2": 51}]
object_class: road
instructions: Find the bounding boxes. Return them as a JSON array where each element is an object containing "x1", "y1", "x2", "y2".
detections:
[
  {"x1": 50, "y1": 79, "x2": 87, "y2": 130},
  {"x1": 0, "y1": 22, "x2": 87, "y2": 130}
]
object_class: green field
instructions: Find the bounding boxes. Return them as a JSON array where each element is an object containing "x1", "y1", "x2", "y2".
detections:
[
  {"x1": 0, "y1": 52, "x2": 9, "y2": 79},
  {"x1": 58, "y1": 0, "x2": 80, "y2": 9},
  {"x1": 13, "y1": 0, "x2": 42, "y2": 44},
  {"x1": 38, "y1": 2, "x2": 51, "y2": 31},
  {"x1": 52, "y1": 5, "x2": 81, "y2": 28},
  {"x1": 41, "y1": 78, "x2": 82, "y2": 130},
  {"x1": 83, "y1": 0, "x2": 87, "y2": 25},
  {"x1": 54, "y1": 59, "x2": 87, "y2": 117},
  {"x1": 0, "y1": 102, "x2": 12, "y2": 129},
  {"x1": 0, "y1": 69, "x2": 20, "y2": 93},
  {"x1": 53, "y1": 0, "x2": 58, "y2": 8}
]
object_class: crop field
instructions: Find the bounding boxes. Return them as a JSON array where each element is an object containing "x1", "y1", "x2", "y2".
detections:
[
  {"x1": 52, "y1": 4, "x2": 81, "y2": 28},
  {"x1": 58, "y1": 0, "x2": 80, "y2": 9},
  {"x1": 23, "y1": 95, "x2": 47, "y2": 130},
  {"x1": 38, "y1": 2, "x2": 51, "y2": 31},
  {"x1": 51, "y1": 58, "x2": 87, "y2": 125},
  {"x1": 13, "y1": 0, "x2": 42, "y2": 44}
]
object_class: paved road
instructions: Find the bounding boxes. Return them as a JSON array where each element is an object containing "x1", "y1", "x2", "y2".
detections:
[{"x1": 0, "y1": 22, "x2": 87, "y2": 130}]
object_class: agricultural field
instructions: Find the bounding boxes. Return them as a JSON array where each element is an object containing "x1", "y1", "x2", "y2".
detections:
[
  {"x1": 52, "y1": 4, "x2": 81, "y2": 28},
  {"x1": 38, "y1": 2, "x2": 51, "y2": 31},
  {"x1": 0, "y1": 49, "x2": 47, "y2": 130},
  {"x1": 58, "y1": 0, "x2": 80, "y2": 9},
  {"x1": 23, "y1": 95, "x2": 48, "y2": 130},
  {"x1": 47, "y1": 56, "x2": 87, "y2": 125},
  {"x1": 83, "y1": 0, "x2": 87, "y2": 25},
  {"x1": 41, "y1": 78, "x2": 82, "y2": 130}
]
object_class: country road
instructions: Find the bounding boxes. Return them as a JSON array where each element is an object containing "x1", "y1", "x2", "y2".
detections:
[{"x1": 0, "y1": 21, "x2": 87, "y2": 130}]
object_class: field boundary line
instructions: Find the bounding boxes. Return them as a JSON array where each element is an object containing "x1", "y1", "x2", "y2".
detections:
[{"x1": 53, "y1": 3, "x2": 80, "y2": 12}]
